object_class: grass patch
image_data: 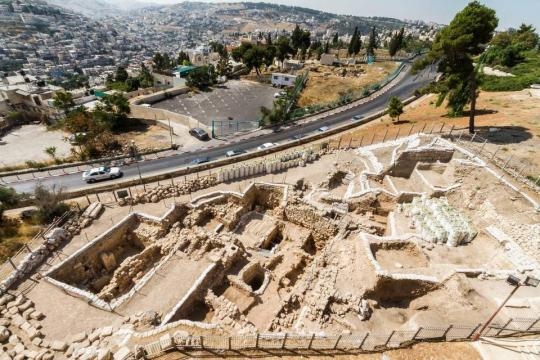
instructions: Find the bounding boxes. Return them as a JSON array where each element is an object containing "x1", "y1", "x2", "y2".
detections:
[
  {"x1": 0, "y1": 218, "x2": 41, "y2": 262},
  {"x1": 481, "y1": 50, "x2": 540, "y2": 92}
]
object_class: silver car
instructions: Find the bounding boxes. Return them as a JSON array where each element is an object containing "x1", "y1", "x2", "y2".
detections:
[{"x1": 82, "y1": 166, "x2": 122, "y2": 183}]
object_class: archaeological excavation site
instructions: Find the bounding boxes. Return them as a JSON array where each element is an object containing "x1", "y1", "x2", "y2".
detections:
[{"x1": 1, "y1": 134, "x2": 539, "y2": 359}]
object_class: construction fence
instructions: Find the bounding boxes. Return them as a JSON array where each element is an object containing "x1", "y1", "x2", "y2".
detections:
[{"x1": 142, "y1": 317, "x2": 540, "y2": 357}]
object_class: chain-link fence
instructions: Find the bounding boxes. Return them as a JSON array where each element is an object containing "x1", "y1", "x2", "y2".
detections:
[{"x1": 142, "y1": 317, "x2": 540, "y2": 358}]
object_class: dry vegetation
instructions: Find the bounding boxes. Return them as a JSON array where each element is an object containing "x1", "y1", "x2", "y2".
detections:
[
  {"x1": 340, "y1": 89, "x2": 540, "y2": 179},
  {"x1": 298, "y1": 62, "x2": 400, "y2": 107}
]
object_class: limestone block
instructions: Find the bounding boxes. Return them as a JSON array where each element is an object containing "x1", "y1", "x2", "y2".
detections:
[
  {"x1": 50, "y1": 340, "x2": 68, "y2": 352},
  {"x1": 69, "y1": 332, "x2": 87, "y2": 344},
  {"x1": 99, "y1": 253, "x2": 117, "y2": 273},
  {"x1": 113, "y1": 347, "x2": 132, "y2": 360},
  {"x1": 100, "y1": 326, "x2": 113, "y2": 338},
  {"x1": 96, "y1": 348, "x2": 112, "y2": 360},
  {"x1": 0, "y1": 325, "x2": 10, "y2": 343}
]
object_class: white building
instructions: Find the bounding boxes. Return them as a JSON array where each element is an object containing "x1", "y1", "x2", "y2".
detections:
[{"x1": 271, "y1": 73, "x2": 297, "y2": 88}]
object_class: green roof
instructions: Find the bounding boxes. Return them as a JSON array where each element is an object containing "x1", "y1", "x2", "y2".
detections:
[{"x1": 174, "y1": 65, "x2": 197, "y2": 77}]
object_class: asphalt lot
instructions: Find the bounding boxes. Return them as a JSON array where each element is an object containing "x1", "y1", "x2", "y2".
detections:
[{"x1": 152, "y1": 80, "x2": 276, "y2": 129}]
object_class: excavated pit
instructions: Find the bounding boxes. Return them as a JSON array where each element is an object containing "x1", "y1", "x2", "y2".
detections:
[
  {"x1": 365, "y1": 277, "x2": 439, "y2": 308},
  {"x1": 371, "y1": 242, "x2": 429, "y2": 270}
]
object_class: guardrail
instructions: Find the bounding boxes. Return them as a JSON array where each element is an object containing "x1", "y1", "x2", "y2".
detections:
[{"x1": 140, "y1": 316, "x2": 540, "y2": 358}]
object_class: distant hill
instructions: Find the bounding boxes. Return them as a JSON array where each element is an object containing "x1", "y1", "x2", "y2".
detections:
[{"x1": 45, "y1": 0, "x2": 150, "y2": 18}]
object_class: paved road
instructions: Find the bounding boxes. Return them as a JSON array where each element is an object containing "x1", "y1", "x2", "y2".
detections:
[{"x1": 10, "y1": 64, "x2": 437, "y2": 194}]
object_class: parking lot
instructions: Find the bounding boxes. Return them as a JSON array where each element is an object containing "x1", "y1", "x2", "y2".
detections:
[{"x1": 152, "y1": 80, "x2": 276, "y2": 132}]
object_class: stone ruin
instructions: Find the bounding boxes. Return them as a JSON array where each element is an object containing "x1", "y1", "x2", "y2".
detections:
[{"x1": 2, "y1": 134, "x2": 539, "y2": 359}]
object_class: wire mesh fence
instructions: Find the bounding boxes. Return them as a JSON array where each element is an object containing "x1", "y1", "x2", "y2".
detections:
[{"x1": 142, "y1": 317, "x2": 539, "y2": 358}]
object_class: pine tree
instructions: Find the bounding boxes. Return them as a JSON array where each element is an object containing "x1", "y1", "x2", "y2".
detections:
[{"x1": 366, "y1": 27, "x2": 378, "y2": 56}]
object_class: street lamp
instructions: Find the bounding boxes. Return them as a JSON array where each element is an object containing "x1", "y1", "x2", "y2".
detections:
[{"x1": 473, "y1": 275, "x2": 539, "y2": 340}]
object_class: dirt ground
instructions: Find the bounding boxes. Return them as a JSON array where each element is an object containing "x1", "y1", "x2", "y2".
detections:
[
  {"x1": 298, "y1": 62, "x2": 400, "y2": 107},
  {"x1": 340, "y1": 89, "x2": 540, "y2": 180}
]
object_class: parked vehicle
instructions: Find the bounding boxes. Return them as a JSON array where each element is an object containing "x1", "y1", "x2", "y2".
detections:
[
  {"x1": 318, "y1": 126, "x2": 330, "y2": 132},
  {"x1": 226, "y1": 149, "x2": 247, "y2": 157},
  {"x1": 291, "y1": 134, "x2": 305, "y2": 140},
  {"x1": 189, "y1": 127, "x2": 210, "y2": 140},
  {"x1": 82, "y1": 166, "x2": 122, "y2": 183},
  {"x1": 352, "y1": 115, "x2": 364, "y2": 121},
  {"x1": 257, "y1": 142, "x2": 277, "y2": 151},
  {"x1": 190, "y1": 157, "x2": 210, "y2": 165}
]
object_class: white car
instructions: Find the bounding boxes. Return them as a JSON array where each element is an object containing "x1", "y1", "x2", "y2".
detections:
[
  {"x1": 257, "y1": 142, "x2": 277, "y2": 151},
  {"x1": 82, "y1": 166, "x2": 122, "y2": 183}
]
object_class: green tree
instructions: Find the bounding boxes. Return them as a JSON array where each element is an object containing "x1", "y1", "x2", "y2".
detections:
[
  {"x1": 53, "y1": 91, "x2": 75, "y2": 114},
  {"x1": 98, "y1": 93, "x2": 131, "y2": 131},
  {"x1": 430, "y1": 0, "x2": 498, "y2": 133},
  {"x1": 177, "y1": 51, "x2": 191, "y2": 65},
  {"x1": 387, "y1": 96, "x2": 404, "y2": 122},
  {"x1": 186, "y1": 66, "x2": 217, "y2": 89},
  {"x1": 139, "y1": 63, "x2": 153, "y2": 88},
  {"x1": 0, "y1": 186, "x2": 20, "y2": 222},
  {"x1": 153, "y1": 52, "x2": 167, "y2": 72},
  {"x1": 216, "y1": 48, "x2": 231, "y2": 76},
  {"x1": 291, "y1": 24, "x2": 303, "y2": 51},
  {"x1": 33, "y1": 184, "x2": 69, "y2": 224},
  {"x1": 388, "y1": 27, "x2": 405, "y2": 57},
  {"x1": 514, "y1": 24, "x2": 539, "y2": 50},
  {"x1": 332, "y1": 32, "x2": 339, "y2": 47},
  {"x1": 366, "y1": 26, "x2": 378, "y2": 56},
  {"x1": 275, "y1": 36, "x2": 294, "y2": 68},
  {"x1": 115, "y1": 66, "x2": 129, "y2": 82},
  {"x1": 348, "y1": 26, "x2": 362, "y2": 56}
]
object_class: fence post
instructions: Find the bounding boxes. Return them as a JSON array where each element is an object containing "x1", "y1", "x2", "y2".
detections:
[
  {"x1": 96, "y1": 192, "x2": 101, "y2": 202},
  {"x1": 85, "y1": 195, "x2": 91, "y2": 205},
  {"x1": 228, "y1": 336, "x2": 232, "y2": 350},
  {"x1": 457, "y1": 131, "x2": 463, "y2": 142},
  {"x1": 8, "y1": 257, "x2": 17, "y2": 270},
  {"x1": 359, "y1": 135, "x2": 364, "y2": 147},
  {"x1": 526, "y1": 318, "x2": 540, "y2": 331},
  {"x1": 255, "y1": 333, "x2": 259, "y2": 349},
  {"x1": 443, "y1": 325, "x2": 453, "y2": 339},
  {"x1": 429, "y1": 124, "x2": 434, "y2": 134},
  {"x1": 395, "y1": 127, "x2": 401, "y2": 140},
  {"x1": 281, "y1": 333, "x2": 288, "y2": 349},
  {"x1": 439, "y1": 122, "x2": 445, "y2": 133},
  {"x1": 333, "y1": 335, "x2": 342, "y2": 349},
  {"x1": 382, "y1": 128, "x2": 389, "y2": 142},
  {"x1": 470, "y1": 132, "x2": 477, "y2": 143},
  {"x1": 370, "y1": 132, "x2": 376, "y2": 145},
  {"x1": 479, "y1": 139, "x2": 488, "y2": 155},
  {"x1": 337, "y1": 136, "x2": 342, "y2": 149},
  {"x1": 448, "y1": 125, "x2": 455, "y2": 137},
  {"x1": 348, "y1": 138, "x2": 352, "y2": 149},
  {"x1": 412, "y1": 327, "x2": 423, "y2": 340},
  {"x1": 496, "y1": 319, "x2": 513, "y2": 336},
  {"x1": 408, "y1": 124, "x2": 414, "y2": 136},
  {"x1": 466, "y1": 324, "x2": 482, "y2": 339},
  {"x1": 385, "y1": 331, "x2": 396, "y2": 347},
  {"x1": 491, "y1": 148, "x2": 500, "y2": 160},
  {"x1": 420, "y1": 123, "x2": 427, "y2": 134},
  {"x1": 200, "y1": 336, "x2": 204, "y2": 349},
  {"x1": 308, "y1": 333, "x2": 315, "y2": 349},
  {"x1": 502, "y1": 155, "x2": 513, "y2": 170},
  {"x1": 517, "y1": 164, "x2": 527, "y2": 176},
  {"x1": 359, "y1": 333, "x2": 369, "y2": 349},
  {"x1": 112, "y1": 191, "x2": 118, "y2": 202}
]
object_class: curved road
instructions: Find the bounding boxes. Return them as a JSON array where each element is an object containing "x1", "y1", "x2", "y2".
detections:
[{"x1": 10, "y1": 64, "x2": 437, "y2": 194}]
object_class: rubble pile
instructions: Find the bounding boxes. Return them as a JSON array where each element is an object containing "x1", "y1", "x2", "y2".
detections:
[{"x1": 118, "y1": 176, "x2": 218, "y2": 206}]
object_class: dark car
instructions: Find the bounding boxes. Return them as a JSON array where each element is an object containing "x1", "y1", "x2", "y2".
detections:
[
  {"x1": 190, "y1": 157, "x2": 210, "y2": 165},
  {"x1": 291, "y1": 134, "x2": 305, "y2": 140},
  {"x1": 352, "y1": 115, "x2": 364, "y2": 121},
  {"x1": 189, "y1": 127, "x2": 210, "y2": 140}
]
